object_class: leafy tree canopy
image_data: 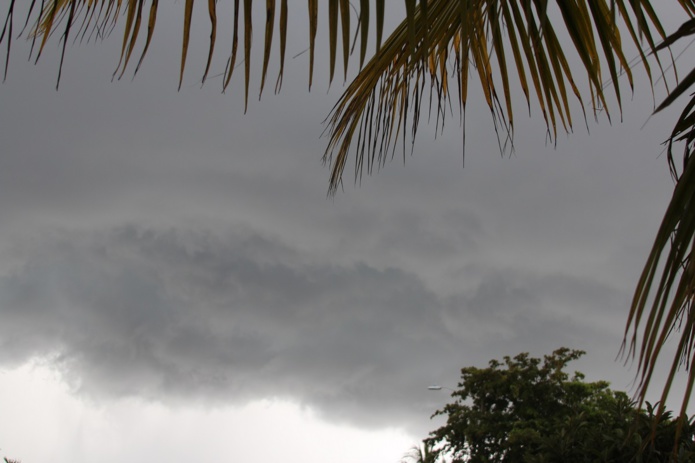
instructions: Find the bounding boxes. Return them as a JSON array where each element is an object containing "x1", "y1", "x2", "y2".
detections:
[{"x1": 426, "y1": 348, "x2": 695, "y2": 463}]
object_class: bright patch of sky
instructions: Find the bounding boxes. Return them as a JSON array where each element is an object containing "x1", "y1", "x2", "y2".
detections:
[{"x1": 0, "y1": 360, "x2": 412, "y2": 463}]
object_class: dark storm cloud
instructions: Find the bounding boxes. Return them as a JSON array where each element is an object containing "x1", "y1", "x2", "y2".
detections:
[
  {"x1": 0, "y1": 222, "x2": 637, "y2": 431},
  {"x1": 0, "y1": 226, "x2": 448, "y2": 416}
]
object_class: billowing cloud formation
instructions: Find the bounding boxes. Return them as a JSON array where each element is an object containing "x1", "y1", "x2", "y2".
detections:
[{"x1": 0, "y1": 222, "x2": 634, "y2": 431}]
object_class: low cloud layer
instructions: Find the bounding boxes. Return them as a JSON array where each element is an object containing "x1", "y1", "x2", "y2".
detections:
[{"x1": 0, "y1": 222, "x2": 640, "y2": 432}]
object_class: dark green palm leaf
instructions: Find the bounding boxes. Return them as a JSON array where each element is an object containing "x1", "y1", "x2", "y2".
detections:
[
  {"x1": 323, "y1": 1, "x2": 670, "y2": 194},
  {"x1": 623, "y1": 14, "x2": 695, "y2": 424},
  {"x1": 4, "y1": 0, "x2": 384, "y2": 93}
]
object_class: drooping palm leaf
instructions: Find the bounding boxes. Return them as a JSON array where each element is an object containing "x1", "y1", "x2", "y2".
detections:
[
  {"x1": 623, "y1": 15, "x2": 695, "y2": 423},
  {"x1": 323, "y1": 1, "x2": 686, "y2": 194},
  {"x1": 0, "y1": 0, "x2": 386, "y2": 92},
  {"x1": 2, "y1": 1, "x2": 678, "y2": 180},
  {"x1": 0, "y1": 0, "x2": 15, "y2": 81}
]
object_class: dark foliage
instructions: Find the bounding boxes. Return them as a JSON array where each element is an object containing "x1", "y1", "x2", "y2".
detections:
[{"x1": 427, "y1": 348, "x2": 695, "y2": 463}]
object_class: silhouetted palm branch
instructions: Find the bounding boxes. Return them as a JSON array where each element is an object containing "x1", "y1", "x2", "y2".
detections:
[
  {"x1": 323, "y1": 1, "x2": 685, "y2": 193},
  {"x1": 623, "y1": 15, "x2": 695, "y2": 424}
]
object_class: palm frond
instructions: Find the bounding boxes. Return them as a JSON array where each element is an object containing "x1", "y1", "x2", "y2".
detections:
[
  {"x1": 2, "y1": 1, "x2": 680, "y2": 187},
  {"x1": 623, "y1": 14, "x2": 695, "y2": 423},
  {"x1": 323, "y1": 0, "x2": 680, "y2": 194},
  {"x1": 0, "y1": 0, "x2": 387, "y2": 95}
]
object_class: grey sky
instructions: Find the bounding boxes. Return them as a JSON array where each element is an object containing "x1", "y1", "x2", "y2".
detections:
[{"x1": 0, "y1": 1, "x2": 692, "y2": 460}]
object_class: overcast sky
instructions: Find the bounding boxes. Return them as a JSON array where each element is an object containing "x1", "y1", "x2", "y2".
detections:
[{"x1": 0, "y1": 2, "x2": 693, "y2": 462}]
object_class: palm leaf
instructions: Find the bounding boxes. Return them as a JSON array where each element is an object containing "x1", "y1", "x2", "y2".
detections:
[
  {"x1": 259, "y1": 0, "x2": 274, "y2": 98},
  {"x1": 275, "y1": 0, "x2": 286, "y2": 92},
  {"x1": 623, "y1": 13, "x2": 695, "y2": 425},
  {"x1": 3, "y1": 0, "x2": 381, "y2": 95},
  {"x1": 179, "y1": 0, "x2": 193, "y2": 91},
  {"x1": 11, "y1": 0, "x2": 659, "y2": 160},
  {"x1": 328, "y1": 0, "x2": 338, "y2": 84},
  {"x1": 358, "y1": 0, "x2": 369, "y2": 68},
  {"x1": 201, "y1": 0, "x2": 217, "y2": 85},
  {"x1": 0, "y1": 0, "x2": 15, "y2": 82},
  {"x1": 323, "y1": 1, "x2": 670, "y2": 194}
]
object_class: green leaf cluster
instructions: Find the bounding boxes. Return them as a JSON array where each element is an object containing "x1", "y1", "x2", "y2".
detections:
[{"x1": 427, "y1": 349, "x2": 695, "y2": 463}]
